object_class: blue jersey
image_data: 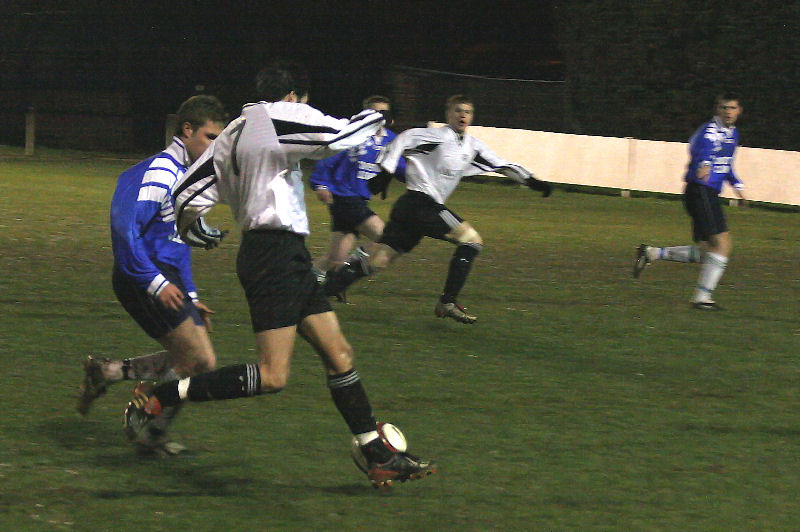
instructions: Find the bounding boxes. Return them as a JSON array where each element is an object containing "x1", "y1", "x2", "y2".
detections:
[
  {"x1": 684, "y1": 117, "x2": 742, "y2": 193},
  {"x1": 309, "y1": 129, "x2": 405, "y2": 199},
  {"x1": 110, "y1": 137, "x2": 197, "y2": 299}
]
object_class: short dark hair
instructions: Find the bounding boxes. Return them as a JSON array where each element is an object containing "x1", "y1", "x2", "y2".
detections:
[
  {"x1": 446, "y1": 94, "x2": 473, "y2": 110},
  {"x1": 174, "y1": 95, "x2": 228, "y2": 137},
  {"x1": 362, "y1": 94, "x2": 391, "y2": 108},
  {"x1": 255, "y1": 60, "x2": 310, "y2": 102},
  {"x1": 715, "y1": 92, "x2": 741, "y2": 106}
]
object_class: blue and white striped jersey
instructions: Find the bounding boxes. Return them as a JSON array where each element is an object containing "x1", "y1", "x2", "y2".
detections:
[
  {"x1": 685, "y1": 117, "x2": 743, "y2": 193},
  {"x1": 110, "y1": 137, "x2": 196, "y2": 299},
  {"x1": 309, "y1": 129, "x2": 405, "y2": 199}
]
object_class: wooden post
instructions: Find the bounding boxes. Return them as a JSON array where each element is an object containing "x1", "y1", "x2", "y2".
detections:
[{"x1": 25, "y1": 107, "x2": 35, "y2": 156}]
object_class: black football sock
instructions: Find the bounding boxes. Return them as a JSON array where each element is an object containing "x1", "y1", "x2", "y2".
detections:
[
  {"x1": 152, "y1": 364, "x2": 261, "y2": 407},
  {"x1": 327, "y1": 369, "x2": 377, "y2": 436},
  {"x1": 324, "y1": 248, "x2": 370, "y2": 296},
  {"x1": 440, "y1": 243, "x2": 481, "y2": 304}
]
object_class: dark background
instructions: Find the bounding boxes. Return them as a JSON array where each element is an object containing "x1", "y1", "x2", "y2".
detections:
[{"x1": 1, "y1": 1, "x2": 797, "y2": 152}]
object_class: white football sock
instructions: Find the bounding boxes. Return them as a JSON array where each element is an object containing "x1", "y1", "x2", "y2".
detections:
[
  {"x1": 654, "y1": 245, "x2": 701, "y2": 263},
  {"x1": 355, "y1": 430, "x2": 379, "y2": 446},
  {"x1": 693, "y1": 252, "x2": 728, "y2": 302}
]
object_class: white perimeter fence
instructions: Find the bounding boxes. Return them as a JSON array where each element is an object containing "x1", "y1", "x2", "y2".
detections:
[{"x1": 430, "y1": 123, "x2": 800, "y2": 206}]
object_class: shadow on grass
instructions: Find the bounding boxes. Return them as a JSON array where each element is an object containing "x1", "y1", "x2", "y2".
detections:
[
  {"x1": 36, "y1": 417, "x2": 377, "y2": 499},
  {"x1": 678, "y1": 422, "x2": 800, "y2": 437}
]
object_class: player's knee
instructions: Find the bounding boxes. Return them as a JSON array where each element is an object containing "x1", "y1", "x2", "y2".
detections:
[
  {"x1": 197, "y1": 352, "x2": 216, "y2": 373},
  {"x1": 327, "y1": 338, "x2": 355, "y2": 373},
  {"x1": 455, "y1": 226, "x2": 482, "y2": 247},
  {"x1": 369, "y1": 247, "x2": 397, "y2": 271},
  {"x1": 258, "y1": 365, "x2": 289, "y2": 394}
]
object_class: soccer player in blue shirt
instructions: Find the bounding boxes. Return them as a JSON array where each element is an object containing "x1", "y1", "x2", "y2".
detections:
[
  {"x1": 77, "y1": 95, "x2": 229, "y2": 455},
  {"x1": 310, "y1": 95, "x2": 405, "y2": 289},
  {"x1": 633, "y1": 93, "x2": 746, "y2": 309}
]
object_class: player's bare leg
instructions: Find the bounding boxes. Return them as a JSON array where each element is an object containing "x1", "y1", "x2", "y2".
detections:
[
  {"x1": 436, "y1": 222, "x2": 482, "y2": 324},
  {"x1": 692, "y1": 232, "x2": 732, "y2": 309},
  {"x1": 314, "y1": 231, "x2": 357, "y2": 283},
  {"x1": 123, "y1": 318, "x2": 216, "y2": 457},
  {"x1": 126, "y1": 327, "x2": 295, "y2": 440},
  {"x1": 323, "y1": 241, "x2": 400, "y2": 299},
  {"x1": 355, "y1": 214, "x2": 385, "y2": 242},
  {"x1": 299, "y1": 311, "x2": 436, "y2": 488},
  {"x1": 78, "y1": 318, "x2": 214, "y2": 416}
]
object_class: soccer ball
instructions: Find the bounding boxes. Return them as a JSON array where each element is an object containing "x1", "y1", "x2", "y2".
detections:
[{"x1": 350, "y1": 422, "x2": 408, "y2": 473}]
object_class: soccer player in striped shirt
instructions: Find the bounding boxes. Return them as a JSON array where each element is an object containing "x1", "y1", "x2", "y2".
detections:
[
  {"x1": 324, "y1": 94, "x2": 552, "y2": 324},
  {"x1": 124, "y1": 62, "x2": 435, "y2": 488},
  {"x1": 633, "y1": 93, "x2": 746, "y2": 309},
  {"x1": 77, "y1": 95, "x2": 229, "y2": 455}
]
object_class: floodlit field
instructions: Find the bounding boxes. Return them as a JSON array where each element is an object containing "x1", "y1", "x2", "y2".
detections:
[{"x1": 1, "y1": 145, "x2": 798, "y2": 530}]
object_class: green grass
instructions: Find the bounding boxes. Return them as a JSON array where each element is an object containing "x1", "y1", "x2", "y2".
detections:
[{"x1": 1, "y1": 144, "x2": 799, "y2": 531}]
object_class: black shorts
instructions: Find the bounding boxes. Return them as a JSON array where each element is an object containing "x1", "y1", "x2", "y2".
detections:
[
  {"x1": 328, "y1": 195, "x2": 376, "y2": 235},
  {"x1": 236, "y1": 229, "x2": 332, "y2": 332},
  {"x1": 379, "y1": 191, "x2": 464, "y2": 253},
  {"x1": 683, "y1": 181, "x2": 728, "y2": 242},
  {"x1": 112, "y1": 261, "x2": 203, "y2": 339}
]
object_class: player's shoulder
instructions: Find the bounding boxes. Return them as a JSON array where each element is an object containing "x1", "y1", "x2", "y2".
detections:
[
  {"x1": 147, "y1": 152, "x2": 182, "y2": 178},
  {"x1": 264, "y1": 101, "x2": 342, "y2": 128},
  {"x1": 401, "y1": 125, "x2": 450, "y2": 142}
]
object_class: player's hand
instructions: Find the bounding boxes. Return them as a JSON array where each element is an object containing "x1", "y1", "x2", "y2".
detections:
[
  {"x1": 367, "y1": 170, "x2": 393, "y2": 199},
  {"x1": 315, "y1": 188, "x2": 333, "y2": 204},
  {"x1": 184, "y1": 217, "x2": 228, "y2": 250},
  {"x1": 157, "y1": 283, "x2": 184, "y2": 312},
  {"x1": 526, "y1": 176, "x2": 552, "y2": 197},
  {"x1": 696, "y1": 165, "x2": 711, "y2": 181},
  {"x1": 194, "y1": 301, "x2": 215, "y2": 332}
]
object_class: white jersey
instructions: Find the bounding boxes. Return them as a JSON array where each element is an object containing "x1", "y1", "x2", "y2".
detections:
[
  {"x1": 380, "y1": 125, "x2": 531, "y2": 205},
  {"x1": 173, "y1": 101, "x2": 384, "y2": 236}
]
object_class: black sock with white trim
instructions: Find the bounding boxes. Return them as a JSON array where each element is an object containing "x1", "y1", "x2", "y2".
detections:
[
  {"x1": 153, "y1": 364, "x2": 261, "y2": 407},
  {"x1": 327, "y1": 369, "x2": 377, "y2": 435}
]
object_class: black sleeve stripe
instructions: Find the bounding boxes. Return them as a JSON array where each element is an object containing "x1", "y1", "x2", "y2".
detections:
[
  {"x1": 403, "y1": 142, "x2": 441, "y2": 156},
  {"x1": 272, "y1": 119, "x2": 340, "y2": 137},
  {"x1": 175, "y1": 177, "x2": 217, "y2": 227},
  {"x1": 278, "y1": 114, "x2": 383, "y2": 147},
  {"x1": 172, "y1": 157, "x2": 216, "y2": 202},
  {"x1": 473, "y1": 152, "x2": 493, "y2": 169},
  {"x1": 279, "y1": 138, "x2": 329, "y2": 146},
  {"x1": 229, "y1": 120, "x2": 246, "y2": 176},
  {"x1": 470, "y1": 162, "x2": 494, "y2": 173}
]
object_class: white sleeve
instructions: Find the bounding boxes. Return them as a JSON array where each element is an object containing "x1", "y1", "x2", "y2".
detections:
[
  {"x1": 173, "y1": 142, "x2": 220, "y2": 238},
  {"x1": 379, "y1": 130, "x2": 411, "y2": 174},
  {"x1": 465, "y1": 138, "x2": 531, "y2": 183},
  {"x1": 379, "y1": 128, "x2": 440, "y2": 174},
  {"x1": 268, "y1": 103, "x2": 385, "y2": 164}
]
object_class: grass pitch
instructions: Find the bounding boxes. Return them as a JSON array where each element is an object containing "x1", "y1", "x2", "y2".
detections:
[{"x1": 1, "y1": 145, "x2": 798, "y2": 530}]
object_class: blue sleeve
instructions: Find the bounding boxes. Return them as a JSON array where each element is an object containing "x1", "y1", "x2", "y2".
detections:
[
  {"x1": 310, "y1": 152, "x2": 344, "y2": 190},
  {"x1": 690, "y1": 126, "x2": 715, "y2": 167},
  {"x1": 726, "y1": 134, "x2": 742, "y2": 187},
  {"x1": 175, "y1": 249, "x2": 197, "y2": 298},
  {"x1": 110, "y1": 186, "x2": 166, "y2": 292}
]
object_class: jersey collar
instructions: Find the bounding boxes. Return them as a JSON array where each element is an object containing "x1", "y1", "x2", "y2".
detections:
[{"x1": 163, "y1": 136, "x2": 190, "y2": 168}]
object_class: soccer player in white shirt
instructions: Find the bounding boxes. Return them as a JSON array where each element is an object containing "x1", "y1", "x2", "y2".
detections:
[
  {"x1": 123, "y1": 62, "x2": 435, "y2": 488},
  {"x1": 324, "y1": 94, "x2": 551, "y2": 324}
]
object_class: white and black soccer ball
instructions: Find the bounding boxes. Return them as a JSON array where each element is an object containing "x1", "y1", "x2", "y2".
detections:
[{"x1": 350, "y1": 422, "x2": 408, "y2": 473}]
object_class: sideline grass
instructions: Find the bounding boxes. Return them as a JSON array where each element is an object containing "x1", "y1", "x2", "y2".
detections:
[{"x1": 1, "y1": 145, "x2": 798, "y2": 530}]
